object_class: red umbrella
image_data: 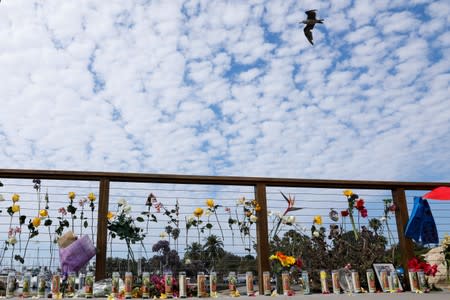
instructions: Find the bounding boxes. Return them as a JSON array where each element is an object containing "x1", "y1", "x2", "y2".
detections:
[{"x1": 422, "y1": 186, "x2": 450, "y2": 200}]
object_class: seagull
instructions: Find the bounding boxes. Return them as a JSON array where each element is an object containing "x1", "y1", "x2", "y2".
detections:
[{"x1": 301, "y1": 9, "x2": 324, "y2": 45}]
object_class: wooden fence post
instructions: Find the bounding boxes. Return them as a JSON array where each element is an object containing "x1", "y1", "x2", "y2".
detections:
[
  {"x1": 96, "y1": 178, "x2": 110, "y2": 280},
  {"x1": 392, "y1": 188, "x2": 415, "y2": 290},
  {"x1": 255, "y1": 183, "x2": 270, "y2": 293}
]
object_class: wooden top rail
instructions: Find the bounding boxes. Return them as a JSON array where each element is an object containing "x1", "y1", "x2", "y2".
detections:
[{"x1": 1, "y1": 169, "x2": 449, "y2": 190}]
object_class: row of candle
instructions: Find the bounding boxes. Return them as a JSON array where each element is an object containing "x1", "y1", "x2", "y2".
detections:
[{"x1": 3, "y1": 268, "x2": 427, "y2": 298}]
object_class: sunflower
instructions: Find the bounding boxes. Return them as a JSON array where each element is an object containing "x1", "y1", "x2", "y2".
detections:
[{"x1": 193, "y1": 207, "x2": 204, "y2": 218}]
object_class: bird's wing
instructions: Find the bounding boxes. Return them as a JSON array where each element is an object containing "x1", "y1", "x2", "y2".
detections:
[
  {"x1": 305, "y1": 9, "x2": 317, "y2": 20},
  {"x1": 304, "y1": 25, "x2": 314, "y2": 45}
]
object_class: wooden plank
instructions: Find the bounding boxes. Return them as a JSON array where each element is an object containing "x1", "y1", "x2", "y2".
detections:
[
  {"x1": 392, "y1": 188, "x2": 415, "y2": 291},
  {"x1": 255, "y1": 183, "x2": 270, "y2": 294},
  {"x1": 0, "y1": 168, "x2": 449, "y2": 190},
  {"x1": 95, "y1": 178, "x2": 110, "y2": 281}
]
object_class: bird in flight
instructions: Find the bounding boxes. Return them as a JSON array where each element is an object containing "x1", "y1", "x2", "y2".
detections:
[{"x1": 301, "y1": 9, "x2": 324, "y2": 45}]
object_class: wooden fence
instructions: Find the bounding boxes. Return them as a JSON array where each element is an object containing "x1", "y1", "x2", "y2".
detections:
[{"x1": 0, "y1": 168, "x2": 449, "y2": 292}]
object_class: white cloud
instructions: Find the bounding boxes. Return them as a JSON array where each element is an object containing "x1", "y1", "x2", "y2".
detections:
[{"x1": 0, "y1": 0, "x2": 447, "y2": 186}]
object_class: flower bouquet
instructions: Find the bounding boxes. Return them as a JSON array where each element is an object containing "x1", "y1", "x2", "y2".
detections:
[{"x1": 269, "y1": 251, "x2": 301, "y2": 295}]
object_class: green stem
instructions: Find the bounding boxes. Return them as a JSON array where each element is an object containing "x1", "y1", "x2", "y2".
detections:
[
  {"x1": 197, "y1": 217, "x2": 201, "y2": 244},
  {"x1": 348, "y1": 210, "x2": 359, "y2": 240},
  {"x1": 214, "y1": 211, "x2": 224, "y2": 241},
  {"x1": 48, "y1": 226, "x2": 53, "y2": 271}
]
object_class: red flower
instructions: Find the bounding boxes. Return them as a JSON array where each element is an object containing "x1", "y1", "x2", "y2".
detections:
[
  {"x1": 389, "y1": 204, "x2": 397, "y2": 212},
  {"x1": 341, "y1": 210, "x2": 349, "y2": 217},
  {"x1": 355, "y1": 199, "x2": 365, "y2": 210},
  {"x1": 295, "y1": 257, "x2": 303, "y2": 269},
  {"x1": 360, "y1": 208, "x2": 368, "y2": 218},
  {"x1": 408, "y1": 257, "x2": 420, "y2": 271}
]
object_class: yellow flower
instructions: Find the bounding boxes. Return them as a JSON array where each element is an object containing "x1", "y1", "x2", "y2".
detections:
[
  {"x1": 68, "y1": 191, "x2": 76, "y2": 200},
  {"x1": 88, "y1": 192, "x2": 96, "y2": 202},
  {"x1": 39, "y1": 209, "x2": 48, "y2": 217},
  {"x1": 107, "y1": 211, "x2": 114, "y2": 220},
  {"x1": 193, "y1": 207, "x2": 203, "y2": 218},
  {"x1": 11, "y1": 204, "x2": 20, "y2": 213},
  {"x1": 343, "y1": 189, "x2": 354, "y2": 197},
  {"x1": 12, "y1": 193, "x2": 20, "y2": 202},
  {"x1": 313, "y1": 215, "x2": 322, "y2": 225},
  {"x1": 32, "y1": 217, "x2": 41, "y2": 227},
  {"x1": 206, "y1": 198, "x2": 215, "y2": 208}
]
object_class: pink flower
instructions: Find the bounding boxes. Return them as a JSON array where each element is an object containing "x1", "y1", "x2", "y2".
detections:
[
  {"x1": 58, "y1": 207, "x2": 67, "y2": 215},
  {"x1": 389, "y1": 204, "x2": 397, "y2": 212}
]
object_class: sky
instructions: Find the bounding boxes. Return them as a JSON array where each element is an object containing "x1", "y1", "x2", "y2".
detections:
[{"x1": 0, "y1": 0, "x2": 449, "y2": 183}]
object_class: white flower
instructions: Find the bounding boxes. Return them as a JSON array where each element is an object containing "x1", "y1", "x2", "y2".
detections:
[
  {"x1": 237, "y1": 197, "x2": 245, "y2": 205},
  {"x1": 0, "y1": 194, "x2": 4, "y2": 201},
  {"x1": 313, "y1": 231, "x2": 320, "y2": 238},
  {"x1": 204, "y1": 210, "x2": 212, "y2": 217},
  {"x1": 268, "y1": 210, "x2": 273, "y2": 217},
  {"x1": 286, "y1": 216, "x2": 295, "y2": 224},
  {"x1": 122, "y1": 205, "x2": 132, "y2": 213},
  {"x1": 250, "y1": 215, "x2": 258, "y2": 223},
  {"x1": 187, "y1": 216, "x2": 195, "y2": 224},
  {"x1": 185, "y1": 258, "x2": 192, "y2": 265},
  {"x1": 160, "y1": 232, "x2": 168, "y2": 239},
  {"x1": 380, "y1": 217, "x2": 387, "y2": 222},
  {"x1": 117, "y1": 198, "x2": 127, "y2": 206},
  {"x1": 8, "y1": 236, "x2": 17, "y2": 245}
]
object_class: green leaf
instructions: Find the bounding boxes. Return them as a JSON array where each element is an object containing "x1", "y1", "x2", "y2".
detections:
[
  {"x1": 205, "y1": 223, "x2": 213, "y2": 229},
  {"x1": 19, "y1": 215, "x2": 27, "y2": 225},
  {"x1": 84, "y1": 220, "x2": 89, "y2": 228},
  {"x1": 30, "y1": 231, "x2": 39, "y2": 239},
  {"x1": 44, "y1": 219, "x2": 52, "y2": 226},
  {"x1": 136, "y1": 217, "x2": 144, "y2": 222},
  {"x1": 14, "y1": 255, "x2": 24, "y2": 264},
  {"x1": 67, "y1": 205, "x2": 77, "y2": 214}
]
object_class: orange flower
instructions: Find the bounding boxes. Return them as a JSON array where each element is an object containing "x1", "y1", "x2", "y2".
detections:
[
  {"x1": 343, "y1": 189, "x2": 353, "y2": 197},
  {"x1": 12, "y1": 193, "x2": 20, "y2": 202},
  {"x1": 193, "y1": 207, "x2": 203, "y2": 218},
  {"x1": 107, "y1": 211, "x2": 114, "y2": 220},
  {"x1": 206, "y1": 198, "x2": 215, "y2": 208},
  {"x1": 32, "y1": 217, "x2": 41, "y2": 227},
  {"x1": 88, "y1": 192, "x2": 96, "y2": 202},
  {"x1": 68, "y1": 191, "x2": 76, "y2": 200}
]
